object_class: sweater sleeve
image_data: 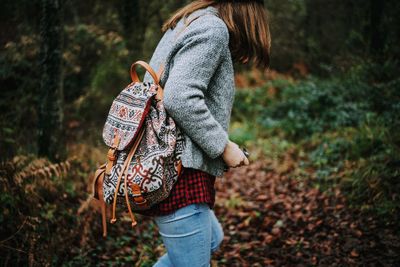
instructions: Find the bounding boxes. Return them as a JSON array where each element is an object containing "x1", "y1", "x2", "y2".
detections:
[{"x1": 163, "y1": 24, "x2": 229, "y2": 159}]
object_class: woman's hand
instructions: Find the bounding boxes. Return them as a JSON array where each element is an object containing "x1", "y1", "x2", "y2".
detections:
[{"x1": 222, "y1": 140, "x2": 250, "y2": 168}]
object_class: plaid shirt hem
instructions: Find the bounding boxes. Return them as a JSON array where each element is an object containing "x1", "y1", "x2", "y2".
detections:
[{"x1": 137, "y1": 167, "x2": 216, "y2": 216}]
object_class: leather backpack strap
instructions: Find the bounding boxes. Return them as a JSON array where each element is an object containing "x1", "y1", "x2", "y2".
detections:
[
  {"x1": 110, "y1": 126, "x2": 146, "y2": 226},
  {"x1": 91, "y1": 164, "x2": 108, "y2": 237},
  {"x1": 130, "y1": 60, "x2": 159, "y2": 85},
  {"x1": 155, "y1": 63, "x2": 165, "y2": 100},
  {"x1": 97, "y1": 173, "x2": 108, "y2": 237},
  {"x1": 157, "y1": 63, "x2": 165, "y2": 81},
  {"x1": 105, "y1": 136, "x2": 120, "y2": 175},
  {"x1": 92, "y1": 164, "x2": 106, "y2": 199}
]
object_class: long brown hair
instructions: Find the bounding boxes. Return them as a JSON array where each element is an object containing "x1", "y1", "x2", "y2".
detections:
[{"x1": 162, "y1": 0, "x2": 271, "y2": 70}]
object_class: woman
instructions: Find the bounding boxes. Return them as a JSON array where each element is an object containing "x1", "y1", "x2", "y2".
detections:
[{"x1": 142, "y1": 0, "x2": 270, "y2": 266}]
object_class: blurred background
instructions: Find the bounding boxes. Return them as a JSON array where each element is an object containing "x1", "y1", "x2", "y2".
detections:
[{"x1": 1, "y1": 0, "x2": 399, "y2": 266}]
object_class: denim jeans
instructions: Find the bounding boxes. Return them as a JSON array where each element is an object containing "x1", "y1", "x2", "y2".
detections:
[{"x1": 153, "y1": 203, "x2": 224, "y2": 267}]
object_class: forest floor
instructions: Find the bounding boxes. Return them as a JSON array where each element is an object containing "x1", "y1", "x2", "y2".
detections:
[{"x1": 211, "y1": 160, "x2": 399, "y2": 266}]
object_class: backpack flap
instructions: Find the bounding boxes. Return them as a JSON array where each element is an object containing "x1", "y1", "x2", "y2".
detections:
[
  {"x1": 103, "y1": 61, "x2": 161, "y2": 151},
  {"x1": 102, "y1": 81, "x2": 158, "y2": 151}
]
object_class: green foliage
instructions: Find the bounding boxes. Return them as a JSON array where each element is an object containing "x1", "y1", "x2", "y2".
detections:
[
  {"x1": 64, "y1": 24, "x2": 129, "y2": 102},
  {"x1": 260, "y1": 78, "x2": 370, "y2": 139},
  {"x1": 345, "y1": 118, "x2": 400, "y2": 219},
  {"x1": 231, "y1": 60, "x2": 400, "y2": 223},
  {"x1": 0, "y1": 35, "x2": 41, "y2": 160},
  {"x1": 0, "y1": 23, "x2": 130, "y2": 159},
  {"x1": 229, "y1": 122, "x2": 257, "y2": 146}
]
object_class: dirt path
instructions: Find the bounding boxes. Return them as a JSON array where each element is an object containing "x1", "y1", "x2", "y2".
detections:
[{"x1": 212, "y1": 161, "x2": 400, "y2": 266}]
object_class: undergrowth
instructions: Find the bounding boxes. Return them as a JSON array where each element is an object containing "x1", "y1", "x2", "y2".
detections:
[
  {"x1": 0, "y1": 155, "x2": 87, "y2": 266},
  {"x1": 230, "y1": 60, "x2": 400, "y2": 225},
  {"x1": 0, "y1": 149, "x2": 165, "y2": 266}
]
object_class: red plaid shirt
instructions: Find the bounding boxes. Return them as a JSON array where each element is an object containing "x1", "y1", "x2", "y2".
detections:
[{"x1": 138, "y1": 167, "x2": 216, "y2": 216}]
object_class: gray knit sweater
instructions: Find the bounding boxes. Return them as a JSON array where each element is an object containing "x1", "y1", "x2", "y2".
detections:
[{"x1": 143, "y1": 6, "x2": 235, "y2": 177}]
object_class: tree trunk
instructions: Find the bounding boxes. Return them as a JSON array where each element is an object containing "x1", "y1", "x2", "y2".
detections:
[
  {"x1": 118, "y1": 0, "x2": 148, "y2": 61},
  {"x1": 38, "y1": 0, "x2": 65, "y2": 161},
  {"x1": 369, "y1": 0, "x2": 385, "y2": 58}
]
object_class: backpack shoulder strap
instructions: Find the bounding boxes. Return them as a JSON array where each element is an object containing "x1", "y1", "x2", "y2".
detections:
[
  {"x1": 130, "y1": 60, "x2": 159, "y2": 85},
  {"x1": 157, "y1": 63, "x2": 165, "y2": 81}
]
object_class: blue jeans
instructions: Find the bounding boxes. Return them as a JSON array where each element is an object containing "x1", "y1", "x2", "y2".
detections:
[{"x1": 153, "y1": 203, "x2": 224, "y2": 267}]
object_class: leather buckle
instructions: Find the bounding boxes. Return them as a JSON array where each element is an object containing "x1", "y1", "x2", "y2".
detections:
[
  {"x1": 107, "y1": 148, "x2": 117, "y2": 161},
  {"x1": 130, "y1": 183, "x2": 147, "y2": 206},
  {"x1": 130, "y1": 183, "x2": 141, "y2": 194}
]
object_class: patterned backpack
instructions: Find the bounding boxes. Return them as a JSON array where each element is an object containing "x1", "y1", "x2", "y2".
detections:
[{"x1": 92, "y1": 60, "x2": 185, "y2": 237}]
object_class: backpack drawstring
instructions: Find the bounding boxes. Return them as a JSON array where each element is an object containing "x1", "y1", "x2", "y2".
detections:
[{"x1": 110, "y1": 127, "x2": 145, "y2": 227}]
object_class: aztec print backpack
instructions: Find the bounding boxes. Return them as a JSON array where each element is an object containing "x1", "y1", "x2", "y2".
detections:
[{"x1": 92, "y1": 60, "x2": 185, "y2": 237}]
